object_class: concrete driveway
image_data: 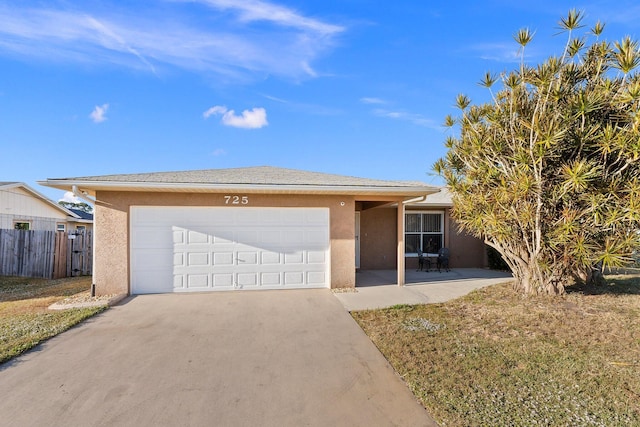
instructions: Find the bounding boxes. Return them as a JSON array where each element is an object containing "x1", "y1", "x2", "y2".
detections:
[{"x1": 0, "y1": 290, "x2": 436, "y2": 427}]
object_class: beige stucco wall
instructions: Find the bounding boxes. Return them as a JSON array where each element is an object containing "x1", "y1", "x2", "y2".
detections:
[
  {"x1": 94, "y1": 191, "x2": 355, "y2": 296},
  {"x1": 446, "y1": 214, "x2": 488, "y2": 268}
]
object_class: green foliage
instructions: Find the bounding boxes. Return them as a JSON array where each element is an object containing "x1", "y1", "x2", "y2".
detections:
[
  {"x1": 435, "y1": 10, "x2": 640, "y2": 295},
  {"x1": 58, "y1": 201, "x2": 93, "y2": 213}
]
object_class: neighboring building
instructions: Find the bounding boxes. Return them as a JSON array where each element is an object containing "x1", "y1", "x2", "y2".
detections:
[
  {"x1": 0, "y1": 182, "x2": 93, "y2": 233},
  {"x1": 40, "y1": 167, "x2": 485, "y2": 296}
]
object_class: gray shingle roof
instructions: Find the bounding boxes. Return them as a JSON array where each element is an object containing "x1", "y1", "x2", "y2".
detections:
[
  {"x1": 49, "y1": 166, "x2": 427, "y2": 188},
  {"x1": 68, "y1": 208, "x2": 94, "y2": 220}
]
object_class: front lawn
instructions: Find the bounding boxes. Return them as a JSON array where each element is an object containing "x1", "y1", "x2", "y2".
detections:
[
  {"x1": 352, "y1": 274, "x2": 640, "y2": 426},
  {"x1": 0, "y1": 276, "x2": 106, "y2": 365}
]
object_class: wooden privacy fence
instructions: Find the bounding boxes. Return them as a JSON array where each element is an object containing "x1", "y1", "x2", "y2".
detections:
[{"x1": 0, "y1": 229, "x2": 92, "y2": 279}]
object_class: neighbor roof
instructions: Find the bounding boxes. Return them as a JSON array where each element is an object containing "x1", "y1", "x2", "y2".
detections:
[
  {"x1": 68, "y1": 208, "x2": 94, "y2": 221},
  {"x1": 410, "y1": 186, "x2": 453, "y2": 207},
  {"x1": 0, "y1": 181, "x2": 82, "y2": 218},
  {"x1": 40, "y1": 166, "x2": 438, "y2": 198}
]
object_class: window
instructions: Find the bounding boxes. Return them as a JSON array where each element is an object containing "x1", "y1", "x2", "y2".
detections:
[
  {"x1": 75, "y1": 225, "x2": 86, "y2": 234},
  {"x1": 405, "y1": 212, "x2": 444, "y2": 254},
  {"x1": 57, "y1": 223, "x2": 66, "y2": 232},
  {"x1": 14, "y1": 221, "x2": 31, "y2": 230}
]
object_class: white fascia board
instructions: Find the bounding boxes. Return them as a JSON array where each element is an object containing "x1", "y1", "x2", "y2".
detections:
[{"x1": 40, "y1": 180, "x2": 439, "y2": 197}]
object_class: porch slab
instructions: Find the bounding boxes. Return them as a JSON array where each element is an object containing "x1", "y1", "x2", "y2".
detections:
[{"x1": 334, "y1": 268, "x2": 513, "y2": 311}]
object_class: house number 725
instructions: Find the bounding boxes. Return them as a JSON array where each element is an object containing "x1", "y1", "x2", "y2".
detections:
[{"x1": 224, "y1": 195, "x2": 249, "y2": 205}]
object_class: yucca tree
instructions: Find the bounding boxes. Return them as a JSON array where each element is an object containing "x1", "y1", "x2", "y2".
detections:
[{"x1": 434, "y1": 10, "x2": 640, "y2": 295}]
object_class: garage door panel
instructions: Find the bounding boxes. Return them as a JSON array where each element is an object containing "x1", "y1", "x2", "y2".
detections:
[
  {"x1": 173, "y1": 252, "x2": 185, "y2": 267},
  {"x1": 284, "y1": 252, "x2": 304, "y2": 264},
  {"x1": 173, "y1": 274, "x2": 184, "y2": 289},
  {"x1": 305, "y1": 209, "x2": 329, "y2": 224},
  {"x1": 259, "y1": 230, "x2": 281, "y2": 245},
  {"x1": 235, "y1": 230, "x2": 257, "y2": 244},
  {"x1": 237, "y1": 251, "x2": 258, "y2": 264},
  {"x1": 187, "y1": 230, "x2": 210, "y2": 244},
  {"x1": 187, "y1": 252, "x2": 210, "y2": 266},
  {"x1": 213, "y1": 273, "x2": 234, "y2": 288},
  {"x1": 260, "y1": 252, "x2": 281, "y2": 264},
  {"x1": 186, "y1": 274, "x2": 209, "y2": 288},
  {"x1": 283, "y1": 230, "x2": 304, "y2": 244},
  {"x1": 235, "y1": 209, "x2": 262, "y2": 223},
  {"x1": 212, "y1": 234, "x2": 234, "y2": 244},
  {"x1": 261, "y1": 272, "x2": 282, "y2": 286},
  {"x1": 307, "y1": 230, "x2": 329, "y2": 244},
  {"x1": 131, "y1": 206, "x2": 329, "y2": 294},
  {"x1": 132, "y1": 270, "x2": 174, "y2": 294},
  {"x1": 213, "y1": 252, "x2": 234, "y2": 265},
  {"x1": 307, "y1": 271, "x2": 326, "y2": 285},
  {"x1": 308, "y1": 250, "x2": 326, "y2": 264},
  {"x1": 133, "y1": 248, "x2": 172, "y2": 270},
  {"x1": 284, "y1": 271, "x2": 304, "y2": 285},
  {"x1": 237, "y1": 273, "x2": 257, "y2": 287},
  {"x1": 259, "y1": 209, "x2": 283, "y2": 224},
  {"x1": 132, "y1": 227, "x2": 173, "y2": 248}
]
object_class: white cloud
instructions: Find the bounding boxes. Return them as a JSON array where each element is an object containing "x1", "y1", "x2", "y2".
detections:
[
  {"x1": 300, "y1": 61, "x2": 317, "y2": 78},
  {"x1": 211, "y1": 148, "x2": 226, "y2": 156},
  {"x1": 203, "y1": 105, "x2": 228, "y2": 119},
  {"x1": 360, "y1": 97, "x2": 385, "y2": 104},
  {"x1": 194, "y1": 0, "x2": 343, "y2": 35},
  {"x1": 260, "y1": 93, "x2": 288, "y2": 103},
  {"x1": 469, "y1": 42, "x2": 524, "y2": 63},
  {"x1": 372, "y1": 108, "x2": 441, "y2": 130},
  {"x1": 260, "y1": 94, "x2": 342, "y2": 115},
  {"x1": 59, "y1": 191, "x2": 80, "y2": 203},
  {"x1": 90, "y1": 103, "x2": 109, "y2": 123},
  {"x1": 222, "y1": 108, "x2": 268, "y2": 128},
  {"x1": 0, "y1": 2, "x2": 344, "y2": 81},
  {"x1": 203, "y1": 105, "x2": 268, "y2": 129}
]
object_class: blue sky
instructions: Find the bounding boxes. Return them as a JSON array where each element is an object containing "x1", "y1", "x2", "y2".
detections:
[{"x1": 1, "y1": 0, "x2": 639, "y2": 201}]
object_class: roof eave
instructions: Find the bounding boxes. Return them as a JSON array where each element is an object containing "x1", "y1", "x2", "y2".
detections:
[{"x1": 39, "y1": 180, "x2": 439, "y2": 197}]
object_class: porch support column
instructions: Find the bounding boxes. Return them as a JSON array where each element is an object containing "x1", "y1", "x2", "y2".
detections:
[{"x1": 397, "y1": 199, "x2": 405, "y2": 287}]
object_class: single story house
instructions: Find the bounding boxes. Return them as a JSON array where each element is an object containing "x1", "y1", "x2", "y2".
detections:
[
  {"x1": 40, "y1": 167, "x2": 486, "y2": 296},
  {"x1": 0, "y1": 182, "x2": 93, "y2": 233}
]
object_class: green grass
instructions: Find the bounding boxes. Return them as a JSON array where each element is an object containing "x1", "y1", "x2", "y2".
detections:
[
  {"x1": 352, "y1": 274, "x2": 640, "y2": 426},
  {"x1": 0, "y1": 276, "x2": 107, "y2": 365}
]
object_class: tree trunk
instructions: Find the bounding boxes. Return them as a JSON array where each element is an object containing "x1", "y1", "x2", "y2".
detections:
[
  {"x1": 488, "y1": 240, "x2": 568, "y2": 296},
  {"x1": 586, "y1": 265, "x2": 605, "y2": 286},
  {"x1": 509, "y1": 257, "x2": 566, "y2": 295}
]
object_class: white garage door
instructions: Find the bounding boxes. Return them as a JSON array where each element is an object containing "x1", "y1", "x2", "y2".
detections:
[{"x1": 130, "y1": 206, "x2": 330, "y2": 294}]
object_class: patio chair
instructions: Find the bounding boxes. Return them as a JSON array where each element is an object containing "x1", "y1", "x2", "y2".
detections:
[
  {"x1": 417, "y1": 248, "x2": 431, "y2": 272},
  {"x1": 437, "y1": 247, "x2": 450, "y2": 272}
]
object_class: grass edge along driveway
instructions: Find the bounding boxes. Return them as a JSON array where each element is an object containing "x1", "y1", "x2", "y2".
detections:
[
  {"x1": 0, "y1": 276, "x2": 107, "y2": 365},
  {"x1": 352, "y1": 274, "x2": 640, "y2": 426}
]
